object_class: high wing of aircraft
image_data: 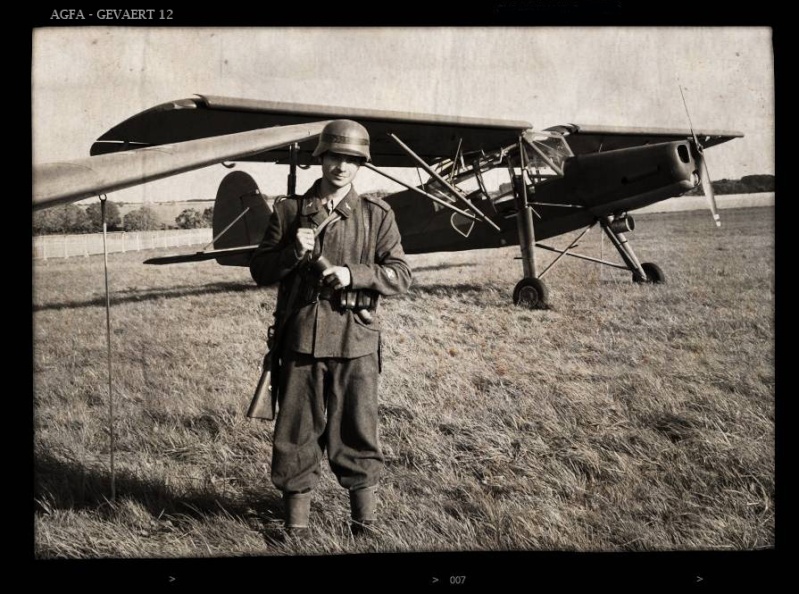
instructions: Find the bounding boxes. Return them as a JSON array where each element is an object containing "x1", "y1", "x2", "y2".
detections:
[{"x1": 33, "y1": 94, "x2": 743, "y2": 308}]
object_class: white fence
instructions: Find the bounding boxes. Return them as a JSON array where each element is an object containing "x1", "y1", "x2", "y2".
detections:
[
  {"x1": 32, "y1": 229, "x2": 213, "y2": 260},
  {"x1": 32, "y1": 193, "x2": 774, "y2": 261}
]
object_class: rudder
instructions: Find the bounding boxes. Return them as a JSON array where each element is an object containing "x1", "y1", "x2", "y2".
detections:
[{"x1": 212, "y1": 171, "x2": 272, "y2": 266}]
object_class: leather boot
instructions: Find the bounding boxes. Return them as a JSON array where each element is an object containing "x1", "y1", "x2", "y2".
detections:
[
  {"x1": 283, "y1": 492, "x2": 312, "y2": 534},
  {"x1": 349, "y1": 486, "x2": 377, "y2": 535}
]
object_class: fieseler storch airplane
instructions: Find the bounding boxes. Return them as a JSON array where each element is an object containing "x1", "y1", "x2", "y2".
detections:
[{"x1": 32, "y1": 94, "x2": 742, "y2": 308}]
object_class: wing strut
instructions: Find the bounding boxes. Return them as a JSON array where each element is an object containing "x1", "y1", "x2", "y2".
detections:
[
  {"x1": 387, "y1": 133, "x2": 500, "y2": 232},
  {"x1": 363, "y1": 163, "x2": 477, "y2": 221}
]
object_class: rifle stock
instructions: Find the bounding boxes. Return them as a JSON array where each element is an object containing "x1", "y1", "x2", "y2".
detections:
[
  {"x1": 246, "y1": 207, "x2": 331, "y2": 422},
  {"x1": 247, "y1": 325, "x2": 279, "y2": 421},
  {"x1": 247, "y1": 350, "x2": 276, "y2": 420}
]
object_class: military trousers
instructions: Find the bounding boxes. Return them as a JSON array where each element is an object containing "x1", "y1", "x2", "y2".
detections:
[{"x1": 271, "y1": 349, "x2": 383, "y2": 494}]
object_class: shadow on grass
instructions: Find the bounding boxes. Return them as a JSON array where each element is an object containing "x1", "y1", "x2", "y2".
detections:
[
  {"x1": 411, "y1": 262, "x2": 477, "y2": 273},
  {"x1": 33, "y1": 282, "x2": 264, "y2": 313},
  {"x1": 398, "y1": 282, "x2": 488, "y2": 300},
  {"x1": 34, "y1": 450, "x2": 282, "y2": 526}
]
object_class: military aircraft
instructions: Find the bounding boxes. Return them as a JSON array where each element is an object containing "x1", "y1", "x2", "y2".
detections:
[{"x1": 33, "y1": 94, "x2": 742, "y2": 308}]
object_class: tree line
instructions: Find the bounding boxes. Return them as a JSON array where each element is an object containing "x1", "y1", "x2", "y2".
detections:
[
  {"x1": 32, "y1": 203, "x2": 214, "y2": 236},
  {"x1": 686, "y1": 174, "x2": 775, "y2": 196},
  {"x1": 33, "y1": 174, "x2": 775, "y2": 236}
]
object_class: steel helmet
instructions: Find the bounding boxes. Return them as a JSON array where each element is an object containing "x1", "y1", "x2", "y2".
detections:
[{"x1": 313, "y1": 119, "x2": 371, "y2": 162}]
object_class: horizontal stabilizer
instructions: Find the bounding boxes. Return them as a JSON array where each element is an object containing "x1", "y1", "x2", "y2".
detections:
[{"x1": 144, "y1": 245, "x2": 258, "y2": 265}]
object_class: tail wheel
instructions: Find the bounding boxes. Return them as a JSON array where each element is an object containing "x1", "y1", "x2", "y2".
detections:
[
  {"x1": 513, "y1": 277, "x2": 549, "y2": 309},
  {"x1": 633, "y1": 262, "x2": 666, "y2": 284}
]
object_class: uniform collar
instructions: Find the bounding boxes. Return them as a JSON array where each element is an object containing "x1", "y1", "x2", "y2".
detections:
[{"x1": 300, "y1": 179, "x2": 359, "y2": 226}]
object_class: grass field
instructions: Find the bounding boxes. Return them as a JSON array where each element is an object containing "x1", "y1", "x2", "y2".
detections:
[{"x1": 32, "y1": 207, "x2": 775, "y2": 562}]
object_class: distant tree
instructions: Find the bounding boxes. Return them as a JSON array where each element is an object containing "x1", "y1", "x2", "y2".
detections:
[
  {"x1": 63, "y1": 204, "x2": 93, "y2": 234},
  {"x1": 33, "y1": 208, "x2": 63, "y2": 235},
  {"x1": 123, "y1": 206, "x2": 161, "y2": 231},
  {"x1": 32, "y1": 204, "x2": 92, "y2": 235},
  {"x1": 85, "y1": 201, "x2": 122, "y2": 232},
  {"x1": 202, "y1": 206, "x2": 214, "y2": 227},
  {"x1": 740, "y1": 174, "x2": 775, "y2": 193},
  {"x1": 711, "y1": 179, "x2": 739, "y2": 195},
  {"x1": 175, "y1": 208, "x2": 206, "y2": 229},
  {"x1": 686, "y1": 174, "x2": 775, "y2": 196}
]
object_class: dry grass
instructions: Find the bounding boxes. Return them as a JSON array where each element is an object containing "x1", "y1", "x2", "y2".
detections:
[{"x1": 33, "y1": 207, "x2": 774, "y2": 562}]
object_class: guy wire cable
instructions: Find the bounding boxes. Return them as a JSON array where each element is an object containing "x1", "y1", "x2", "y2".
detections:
[{"x1": 100, "y1": 194, "x2": 116, "y2": 502}]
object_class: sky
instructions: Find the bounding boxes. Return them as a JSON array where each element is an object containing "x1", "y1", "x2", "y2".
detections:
[{"x1": 31, "y1": 27, "x2": 774, "y2": 204}]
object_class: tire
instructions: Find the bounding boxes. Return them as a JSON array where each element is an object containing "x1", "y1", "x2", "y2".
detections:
[
  {"x1": 633, "y1": 262, "x2": 666, "y2": 284},
  {"x1": 513, "y1": 277, "x2": 549, "y2": 309}
]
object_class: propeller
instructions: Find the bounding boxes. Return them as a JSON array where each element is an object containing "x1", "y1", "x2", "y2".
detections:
[
  {"x1": 694, "y1": 144, "x2": 721, "y2": 227},
  {"x1": 680, "y1": 86, "x2": 721, "y2": 227}
]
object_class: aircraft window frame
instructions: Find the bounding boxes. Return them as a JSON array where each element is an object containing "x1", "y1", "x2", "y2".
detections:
[
  {"x1": 521, "y1": 130, "x2": 573, "y2": 182},
  {"x1": 420, "y1": 133, "x2": 574, "y2": 212}
]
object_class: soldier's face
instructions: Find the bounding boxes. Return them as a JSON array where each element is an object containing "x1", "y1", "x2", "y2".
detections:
[{"x1": 321, "y1": 152, "x2": 362, "y2": 189}]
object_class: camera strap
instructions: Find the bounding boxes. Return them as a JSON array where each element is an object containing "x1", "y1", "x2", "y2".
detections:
[{"x1": 313, "y1": 210, "x2": 342, "y2": 239}]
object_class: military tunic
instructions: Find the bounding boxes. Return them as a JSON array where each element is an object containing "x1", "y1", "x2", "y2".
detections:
[{"x1": 250, "y1": 179, "x2": 412, "y2": 493}]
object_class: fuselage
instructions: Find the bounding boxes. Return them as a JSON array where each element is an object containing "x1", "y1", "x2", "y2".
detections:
[{"x1": 386, "y1": 140, "x2": 698, "y2": 254}]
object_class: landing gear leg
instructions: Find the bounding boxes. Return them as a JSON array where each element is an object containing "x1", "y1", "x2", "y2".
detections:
[
  {"x1": 600, "y1": 216, "x2": 665, "y2": 284},
  {"x1": 512, "y1": 172, "x2": 549, "y2": 309}
]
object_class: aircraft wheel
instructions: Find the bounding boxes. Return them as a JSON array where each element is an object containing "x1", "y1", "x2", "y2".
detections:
[
  {"x1": 513, "y1": 277, "x2": 549, "y2": 309},
  {"x1": 633, "y1": 262, "x2": 666, "y2": 284}
]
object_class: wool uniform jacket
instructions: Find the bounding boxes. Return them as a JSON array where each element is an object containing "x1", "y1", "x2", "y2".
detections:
[{"x1": 250, "y1": 180, "x2": 412, "y2": 358}]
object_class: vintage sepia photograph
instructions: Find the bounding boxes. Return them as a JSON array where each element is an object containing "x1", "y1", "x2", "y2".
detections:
[{"x1": 32, "y1": 18, "x2": 776, "y2": 585}]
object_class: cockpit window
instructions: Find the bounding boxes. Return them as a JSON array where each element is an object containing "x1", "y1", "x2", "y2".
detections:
[
  {"x1": 420, "y1": 129, "x2": 574, "y2": 211},
  {"x1": 521, "y1": 130, "x2": 573, "y2": 181}
]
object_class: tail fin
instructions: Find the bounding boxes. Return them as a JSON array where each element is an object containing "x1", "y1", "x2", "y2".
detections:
[{"x1": 212, "y1": 171, "x2": 272, "y2": 266}]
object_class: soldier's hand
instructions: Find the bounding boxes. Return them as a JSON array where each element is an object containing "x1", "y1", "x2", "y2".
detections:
[
  {"x1": 321, "y1": 266, "x2": 351, "y2": 290},
  {"x1": 294, "y1": 228, "x2": 315, "y2": 257}
]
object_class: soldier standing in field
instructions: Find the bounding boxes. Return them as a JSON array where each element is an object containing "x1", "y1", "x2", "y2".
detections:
[{"x1": 249, "y1": 119, "x2": 412, "y2": 535}]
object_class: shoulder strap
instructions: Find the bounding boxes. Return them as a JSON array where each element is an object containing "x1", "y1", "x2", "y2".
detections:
[
  {"x1": 314, "y1": 210, "x2": 342, "y2": 238},
  {"x1": 360, "y1": 199, "x2": 373, "y2": 265}
]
